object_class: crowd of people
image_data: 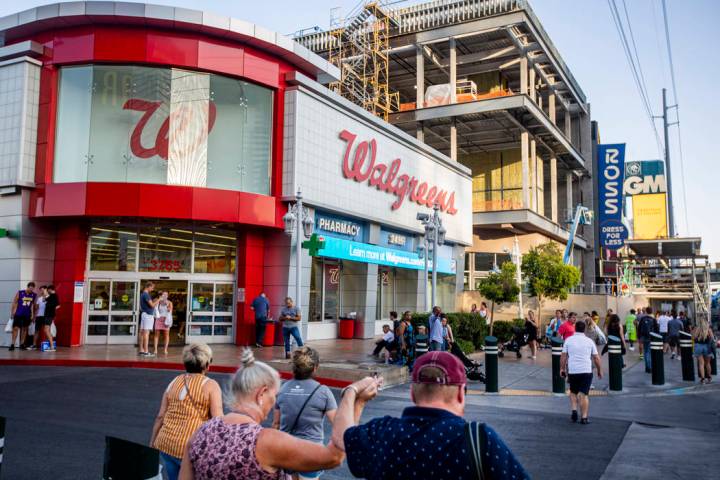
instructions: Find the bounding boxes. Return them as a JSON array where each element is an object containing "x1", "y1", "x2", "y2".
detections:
[
  {"x1": 151, "y1": 342, "x2": 528, "y2": 480},
  {"x1": 6, "y1": 282, "x2": 59, "y2": 352}
]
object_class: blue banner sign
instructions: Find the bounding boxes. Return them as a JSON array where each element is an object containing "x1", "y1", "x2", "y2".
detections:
[
  {"x1": 314, "y1": 211, "x2": 365, "y2": 242},
  {"x1": 379, "y1": 227, "x2": 414, "y2": 252},
  {"x1": 597, "y1": 144, "x2": 628, "y2": 249},
  {"x1": 316, "y1": 235, "x2": 455, "y2": 274}
]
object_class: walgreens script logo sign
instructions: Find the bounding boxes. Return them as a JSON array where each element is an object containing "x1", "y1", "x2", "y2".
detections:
[
  {"x1": 339, "y1": 130, "x2": 458, "y2": 215},
  {"x1": 123, "y1": 99, "x2": 217, "y2": 160}
]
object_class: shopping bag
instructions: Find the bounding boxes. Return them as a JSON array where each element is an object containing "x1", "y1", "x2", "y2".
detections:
[
  {"x1": 50, "y1": 321, "x2": 57, "y2": 337},
  {"x1": 28, "y1": 321, "x2": 35, "y2": 336},
  {"x1": 164, "y1": 315, "x2": 173, "y2": 328},
  {"x1": 4, "y1": 318, "x2": 12, "y2": 333}
]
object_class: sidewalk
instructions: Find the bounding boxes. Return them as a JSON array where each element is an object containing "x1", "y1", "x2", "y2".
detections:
[
  {"x1": 0, "y1": 337, "x2": 405, "y2": 387},
  {"x1": 467, "y1": 345, "x2": 711, "y2": 396}
]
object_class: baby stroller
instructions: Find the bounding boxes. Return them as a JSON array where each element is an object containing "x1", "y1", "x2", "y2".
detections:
[
  {"x1": 450, "y1": 342, "x2": 486, "y2": 383},
  {"x1": 498, "y1": 327, "x2": 528, "y2": 359}
]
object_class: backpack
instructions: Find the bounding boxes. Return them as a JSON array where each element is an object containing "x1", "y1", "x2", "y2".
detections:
[{"x1": 638, "y1": 315, "x2": 654, "y2": 338}]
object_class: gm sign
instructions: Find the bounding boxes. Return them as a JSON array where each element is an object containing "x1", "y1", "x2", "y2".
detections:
[
  {"x1": 597, "y1": 144, "x2": 628, "y2": 249},
  {"x1": 623, "y1": 160, "x2": 667, "y2": 195}
]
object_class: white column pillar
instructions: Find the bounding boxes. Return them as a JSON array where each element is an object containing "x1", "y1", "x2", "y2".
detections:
[
  {"x1": 529, "y1": 66, "x2": 536, "y2": 102},
  {"x1": 550, "y1": 156, "x2": 558, "y2": 223},
  {"x1": 416, "y1": 45, "x2": 424, "y2": 109},
  {"x1": 521, "y1": 132, "x2": 530, "y2": 209},
  {"x1": 566, "y1": 172, "x2": 574, "y2": 219},
  {"x1": 520, "y1": 56, "x2": 528, "y2": 96},
  {"x1": 449, "y1": 37, "x2": 457, "y2": 104},
  {"x1": 564, "y1": 108, "x2": 571, "y2": 139},
  {"x1": 450, "y1": 118, "x2": 457, "y2": 161},
  {"x1": 549, "y1": 92, "x2": 556, "y2": 124},
  {"x1": 530, "y1": 138, "x2": 537, "y2": 211}
]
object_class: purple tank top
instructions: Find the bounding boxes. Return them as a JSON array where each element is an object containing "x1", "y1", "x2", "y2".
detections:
[
  {"x1": 15, "y1": 290, "x2": 36, "y2": 317},
  {"x1": 189, "y1": 417, "x2": 287, "y2": 480}
]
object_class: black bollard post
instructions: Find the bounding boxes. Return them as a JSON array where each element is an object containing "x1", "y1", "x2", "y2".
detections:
[
  {"x1": 103, "y1": 436, "x2": 160, "y2": 480},
  {"x1": 607, "y1": 335, "x2": 623, "y2": 391},
  {"x1": 679, "y1": 331, "x2": 695, "y2": 382},
  {"x1": 0, "y1": 415, "x2": 5, "y2": 477},
  {"x1": 711, "y1": 342, "x2": 718, "y2": 376},
  {"x1": 650, "y1": 332, "x2": 665, "y2": 386},
  {"x1": 551, "y1": 336, "x2": 565, "y2": 394},
  {"x1": 484, "y1": 336, "x2": 498, "y2": 393}
]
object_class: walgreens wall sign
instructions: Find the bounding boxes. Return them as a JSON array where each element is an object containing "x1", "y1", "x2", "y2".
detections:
[{"x1": 339, "y1": 130, "x2": 458, "y2": 215}]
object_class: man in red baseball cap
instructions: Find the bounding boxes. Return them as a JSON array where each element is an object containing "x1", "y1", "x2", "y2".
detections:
[{"x1": 332, "y1": 351, "x2": 529, "y2": 480}]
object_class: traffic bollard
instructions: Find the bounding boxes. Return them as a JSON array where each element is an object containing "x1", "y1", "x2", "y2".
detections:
[
  {"x1": 650, "y1": 332, "x2": 665, "y2": 386},
  {"x1": 551, "y1": 336, "x2": 565, "y2": 394},
  {"x1": 484, "y1": 336, "x2": 498, "y2": 393},
  {"x1": 711, "y1": 342, "x2": 718, "y2": 376},
  {"x1": 607, "y1": 335, "x2": 623, "y2": 391},
  {"x1": 679, "y1": 331, "x2": 695, "y2": 382},
  {"x1": 103, "y1": 436, "x2": 160, "y2": 480}
]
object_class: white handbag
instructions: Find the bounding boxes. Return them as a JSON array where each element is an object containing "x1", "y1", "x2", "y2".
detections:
[
  {"x1": 50, "y1": 321, "x2": 57, "y2": 337},
  {"x1": 164, "y1": 315, "x2": 173, "y2": 328},
  {"x1": 4, "y1": 318, "x2": 12, "y2": 333}
]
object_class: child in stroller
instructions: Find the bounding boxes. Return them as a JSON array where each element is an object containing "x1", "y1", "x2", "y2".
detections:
[
  {"x1": 450, "y1": 342, "x2": 485, "y2": 383},
  {"x1": 498, "y1": 326, "x2": 529, "y2": 358}
]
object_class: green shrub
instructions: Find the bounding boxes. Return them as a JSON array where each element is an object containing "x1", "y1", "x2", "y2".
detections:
[
  {"x1": 408, "y1": 312, "x2": 524, "y2": 351},
  {"x1": 454, "y1": 338, "x2": 475, "y2": 355}
]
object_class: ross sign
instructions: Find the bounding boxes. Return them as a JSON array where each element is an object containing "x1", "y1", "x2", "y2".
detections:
[
  {"x1": 315, "y1": 212, "x2": 364, "y2": 241},
  {"x1": 624, "y1": 160, "x2": 666, "y2": 195},
  {"x1": 597, "y1": 144, "x2": 628, "y2": 249},
  {"x1": 316, "y1": 236, "x2": 455, "y2": 274},
  {"x1": 632, "y1": 193, "x2": 668, "y2": 239},
  {"x1": 339, "y1": 130, "x2": 458, "y2": 215}
]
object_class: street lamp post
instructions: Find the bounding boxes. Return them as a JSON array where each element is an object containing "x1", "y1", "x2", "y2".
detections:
[
  {"x1": 417, "y1": 240, "x2": 429, "y2": 312},
  {"x1": 417, "y1": 203, "x2": 446, "y2": 311},
  {"x1": 282, "y1": 189, "x2": 314, "y2": 313}
]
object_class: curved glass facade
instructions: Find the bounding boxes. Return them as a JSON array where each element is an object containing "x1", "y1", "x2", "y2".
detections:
[{"x1": 54, "y1": 65, "x2": 273, "y2": 194}]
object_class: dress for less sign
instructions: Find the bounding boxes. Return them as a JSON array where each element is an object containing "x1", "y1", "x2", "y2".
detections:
[{"x1": 597, "y1": 144, "x2": 628, "y2": 250}]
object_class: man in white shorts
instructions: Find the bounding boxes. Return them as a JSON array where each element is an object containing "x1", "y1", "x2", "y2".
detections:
[
  {"x1": 560, "y1": 321, "x2": 603, "y2": 424},
  {"x1": 139, "y1": 281, "x2": 159, "y2": 357}
]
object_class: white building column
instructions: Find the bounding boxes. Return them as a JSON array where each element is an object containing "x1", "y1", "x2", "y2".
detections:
[
  {"x1": 564, "y1": 108, "x2": 572, "y2": 139},
  {"x1": 449, "y1": 37, "x2": 457, "y2": 104},
  {"x1": 566, "y1": 172, "x2": 574, "y2": 218},
  {"x1": 450, "y1": 118, "x2": 457, "y2": 161},
  {"x1": 530, "y1": 137, "x2": 537, "y2": 211},
  {"x1": 416, "y1": 45, "x2": 424, "y2": 109},
  {"x1": 521, "y1": 131, "x2": 530, "y2": 208},
  {"x1": 520, "y1": 56, "x2": 528, "y2": 96},
  {"x1": 549, "y1": 92, "x2": 556, "y2": 124},
  {"x1": 529, "y1": 66, "x2": 536, "y2": 102},
  {"x1": 550, "y1": 156, "x2": 558, "y2": 223}
]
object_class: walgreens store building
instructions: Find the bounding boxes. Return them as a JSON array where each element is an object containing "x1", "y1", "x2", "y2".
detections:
[{"x1": 0, "y1": 2, "x2": 471, "y2": 347}]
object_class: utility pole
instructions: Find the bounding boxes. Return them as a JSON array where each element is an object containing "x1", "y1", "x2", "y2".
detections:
[{"x1": 656, "y1": 88, "x2": 678, "y2": 237}]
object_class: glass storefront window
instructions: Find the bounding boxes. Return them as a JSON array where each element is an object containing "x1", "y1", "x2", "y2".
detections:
[
  {"x1": 193, "y1": 228, "x2": 237, "y2": 274},
  {"x1": 191, "y1": 283, "x2": 214, "y2": 312},
  {"x1": 89, "y1": 227, "x2": 137, "y2": 271},
  {"x1": 54, "y1": 65, "x2": 272, "y2": 195},
  {"x1": 309, "y1": 258, "x2": 323, "y2": 322},
  {"x1": 111, "y1": 282, "x2": 136, "y2": 311},
  {"x1": 138, "y1": 227, "x2": 193, "y2": 273},
  {"x1": 214, "y1": 283, "x2": 234, "y2": 313},
  {"x1": 88, "y1": 281, "x2": 110, "y2": 311}
]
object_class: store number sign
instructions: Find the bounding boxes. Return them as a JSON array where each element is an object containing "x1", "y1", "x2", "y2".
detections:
[{"x1": 147, "y1": 259, "x2": 183, "y2": 272}]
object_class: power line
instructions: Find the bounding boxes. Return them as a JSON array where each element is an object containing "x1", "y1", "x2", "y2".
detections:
[
  {"x1": 607, "y1": 0, "x2": 663, "y2": 155},
  {"x1": 660, "y1": 0, "x2": 689, "y2": 233}
]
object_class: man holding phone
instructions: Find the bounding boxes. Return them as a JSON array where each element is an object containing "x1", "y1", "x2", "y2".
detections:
[{"x1": 560, "y1": 321, "x2": 602, "y2": 425}]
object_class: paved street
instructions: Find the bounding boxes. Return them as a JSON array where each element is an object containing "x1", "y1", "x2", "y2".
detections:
[{"x1": 1, "y1": 365, "x2": 718, "y2": 479}]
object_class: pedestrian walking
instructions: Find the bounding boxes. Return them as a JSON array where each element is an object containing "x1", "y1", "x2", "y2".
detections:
[
  {"x1": 37, "y1": 285, "x2": 58, "y2": 351},
  {"x1": 397, "y1": 312, "x2": 415, "y2": 365},
  {"x1": 428, "y1": 306, "x2": 441, "y2": 332},
  {"x1": 558, "y1": 312, "x2": 577, "y2": 341},
  {"x1": 29, "y1": 285, "x2": 47, "y2": 350},
  {"x1": 637, "y1": 307, "x2": 657, "y2": 373},
  {"x1": 658, "y1": 311, "x2": 671, "y2": 352},
  {"x1": 479, "y1": 301, "x2": 489, "y2": 325},
  {"x1": 250, "y1": 292, "x2": 270, "y2": 348},
  {"x1": 693, "y1": 322, "x2": 715, "y2": 384},
  {"x1": 9, "y1": 282, "x2": 36, "y2": 351},
  {"x1": 624, "y1": 309, "x2": 637, "y2": 351},
  {"x1": 153, "y1": 291, "x2": 173, "y2": 356},
  {"x1": 179, "y1": 349, "x2": 374, "y2": 479},
  {"x1": 139, "y1": 282, "x2": 159, "y2": 357},
  {"x1": 441, "y1": 315, "x2": 454, "y2": 351},
  {"x1": 583, "y1": 313, "x2": 600, "y2": 345},
  {"x1": 429, "y1": 312, "x2": 445, "y2": 351},
  {"x1": 667, "y1": 313, "x2": 684, "y2": 360},
  {"x1": 150, "y1": 343, "x2": 223, "y2": 480},
  {"x1": 273, "y1": 346, "x2": 338, "y2": 480},
  {"x1": 280, "y1": 297, "x2": 303, "y2": 359},
  {"x1": 547, "y1": 309, "x2": 563, "y2": 338},
  {"x1": 679, "y1": 311, "x2": 691, "y2": 333},
  {"x1": 525, "y1": 310, "x2": 538, "y2": 359},
  {"x1": 414, "y1": 325, "x2": 429, "y2": 357},
  {"x1": 560, "y1": 321, "x2": 603, "y2": 424},
  {"x1": 334, "y1": 351, "x2": 529, "y2": 479},
  {"x1": 604, "y1": 314, "x2": 626, "y2": 366}
]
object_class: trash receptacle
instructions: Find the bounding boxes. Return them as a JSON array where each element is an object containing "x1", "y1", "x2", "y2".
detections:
[
  {"x1": 339, "y1": 317, "x2": 354, "y2": 339},
  {"x1": 262, "y1": 321, "x2": 276, "y2": 347},
  {"x1": 274, "y1": 320, "x2": 285, "y2": 347},
  {"x1": 353, "y1": 313, "x2": 367, "y2": 339}
]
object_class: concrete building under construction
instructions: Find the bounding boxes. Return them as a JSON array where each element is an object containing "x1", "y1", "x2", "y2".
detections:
[{"x1": 296, "y1": 0, "x2": 597, "y2": 295}]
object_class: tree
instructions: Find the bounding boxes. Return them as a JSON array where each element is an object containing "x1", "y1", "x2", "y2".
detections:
[
  {"x1": 477, "y1": 261, "x2": 520, "y2": 336},
  {"x1": 521, "y1": 242, "x2": 581, "y2": 328}
]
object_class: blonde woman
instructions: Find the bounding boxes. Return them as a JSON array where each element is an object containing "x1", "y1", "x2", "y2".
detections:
[
  {"x1": 154, "y1": 291, "x2": 173, "y2": 356},
  {"x1": 151, "y1": 344, "x2": 223, "y2": 480},
  {"x1": 179, "y1": 349, "x2": 379, "y2": 479},
  {"x1": 273, "y1": 346, "x2": 337, "y2": 480},
  {"x1": 693, "y1": 322, "x2": 715, "y2": 384}
]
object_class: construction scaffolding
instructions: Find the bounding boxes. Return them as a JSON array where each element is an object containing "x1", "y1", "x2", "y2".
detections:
[{"x1": 323, "y1": 2, "x2": 400, "y2": 121}]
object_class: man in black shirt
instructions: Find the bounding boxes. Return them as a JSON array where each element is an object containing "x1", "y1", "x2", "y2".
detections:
[{"x1": 38, "y1": 284, "x2": 59, "y2": 351}]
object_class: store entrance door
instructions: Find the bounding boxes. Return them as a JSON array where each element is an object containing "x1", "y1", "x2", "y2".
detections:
[{"x1": 142, "y1": 279, "x2": 188, "y2": 346}]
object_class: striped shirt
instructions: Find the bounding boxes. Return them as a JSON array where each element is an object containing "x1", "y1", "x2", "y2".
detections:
[{"x1": 154, "y1": 374, "x2": 212, "y2": 459}]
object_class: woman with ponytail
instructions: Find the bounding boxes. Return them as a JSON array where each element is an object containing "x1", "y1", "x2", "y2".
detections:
[{"x1": 179, "y1": 348, "x2": 379, "y2": 479}]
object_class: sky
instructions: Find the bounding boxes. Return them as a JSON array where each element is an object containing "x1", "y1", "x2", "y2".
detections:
[{"x1": 1, "y1": 0, "x2": 718, "y2": 262}]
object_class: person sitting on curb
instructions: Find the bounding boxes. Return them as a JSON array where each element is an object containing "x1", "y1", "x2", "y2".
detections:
[
  {"x1": 332, "y1": 351, "x2": 530, "y2": 479},
  {"x1": 371, "y1": 324, "x2": 395, "y2": 364}
]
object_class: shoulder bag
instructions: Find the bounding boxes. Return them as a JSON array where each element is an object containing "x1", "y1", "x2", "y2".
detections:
[
  {"x1": 287, "y1": 383, "x2": 322, "y2": 435},
  {"x1": 465, "y1": 420, "x2": 487, "y2": 480}
]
